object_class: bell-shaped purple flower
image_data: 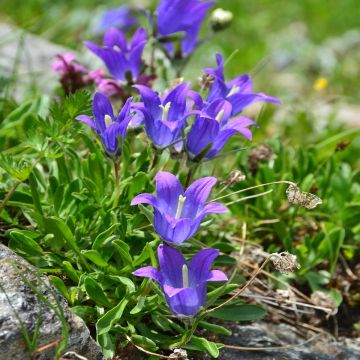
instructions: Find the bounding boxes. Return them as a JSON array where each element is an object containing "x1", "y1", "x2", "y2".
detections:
[
  {"x1": 131, "y1": 171, "x2": 227, "y2": 244},
  {"x1": 76, "y1": 93, "x2": 132, "y2": 154},
  {"x1": 85, "y1": 27, "x2": 146, "y2": 82},
  {"x1": 134, "y1": 244, "x2": 227, "y2": 316},
  {"x1": 133, "y1": 83, "x2": 192, "y2": 149},
  {"x1": 203, "y1": 54, "x2": 281, "y2": 115},
  {"x1": 96, "y1": 6, "x2": 138, "y2": 34},
  {"x1": 187, "y1": 99, "x2": 258, "y2": 159},
  {"x1": 157, "y1": 0, "x2": 214, "y2": 57}
]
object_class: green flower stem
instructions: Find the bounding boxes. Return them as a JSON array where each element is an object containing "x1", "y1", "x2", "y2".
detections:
[{"x1": 112, "y1": 159, "x2": 121, "y2": 208}]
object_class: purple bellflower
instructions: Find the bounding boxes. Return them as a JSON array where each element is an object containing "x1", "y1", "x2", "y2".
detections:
[
  {"x1": 187, "y1": 99, "x2": 258, "y2": 159},
  {"x1": 76, "y1": 92, "x2": 132, "y2": 154},
  {"x1": 204, "y1": 54, "x2": 281, "y2": 115},
  {"x1": 134, "y1": 244, "x2": 227, "y2": 316},
  {"x1": 157, "y1": 0, "x2": 214, "y2": 57},
  {"x1": 96, "y1": 6, "x2": 138, "y2": 34},
  {"x1": 133, "y1": 83, "x2": 192, "y2": 149},
  {"x1": 131, "y1": 171, "x2": 227, "y2": 244},
  {"x1": 85, "y1": 27, "x2": 146, "y2": 82}
]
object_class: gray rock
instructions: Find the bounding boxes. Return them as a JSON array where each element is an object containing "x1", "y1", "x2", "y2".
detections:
[
  {"x1": 208, "y1": 322, "x2": 360, "y2": 360},
  {"x1": 0, "y1": 244, "x2": 104, "y2": 360}
]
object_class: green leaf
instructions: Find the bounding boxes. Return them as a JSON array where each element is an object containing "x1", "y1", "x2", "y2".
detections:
[
  {"x1": 113, "y1": 240, "x2": 133, "y2": 265},
  {"x1": 199, "y1": 321, "x2": 232, "y2": 336},
  {"x1": 130, "y1": 296, "x2": 146, "y2": 315},
  {"x1": 49, "y1": 275, "x2": 70, "y2": 302},
  {"x1": 92, "y1": 224, "x2": 118, "y2": 250},
  {"x1": 8, "y1": 230, "x2": 43, "y2": 257},
  {"x1": 131, "y1": 334, "x2": 158, "y2": 351},
  {"x1": 187, "y1": 336, "x2": 221, "y2": 358},
  {"x1": 96, "y1": 298, "x2": 129, "y2": 336},
  {"x1": 82, "y1": 250, "x2": 109, "y2": 267},
  {"x1": 71, "y1": 305, "x2": 96, "y2": 322},
  {"x1": 84, "y1": 276, "x2": 111, "y2": 307},
  {"x1": 209, "y1": 304, "x2": 267, "y2": 322},
  {"x1": 62, "y1": 261, "x2": 80, "y2": 283}
]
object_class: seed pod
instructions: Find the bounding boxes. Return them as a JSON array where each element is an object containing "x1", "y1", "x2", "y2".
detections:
[
  {"x1": 271, "y1": 252, "x2": 300, "y2": 275},
  {"x1": 286, "y1": 184, "x2": 322, "y2": 209}
]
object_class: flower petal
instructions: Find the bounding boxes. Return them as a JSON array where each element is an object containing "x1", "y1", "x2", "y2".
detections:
[
  {"x1": 186, "y1": 117, "x2": 219, "y2": 157},
  {"x1": 133, "y1": 85, "x2": 161, "y2": 119},
  {"x1": 103, "y1": 27, "x2": 127, "y2": 51},
  {"x1": 184, "y1": 176, "x2": 217, "y2": 207},
  {"x1": 93, "y1": 92, "x2": 114, "y2": 132},
  {"x1": 188, "y1": 248, "x2": 220, "y2": 284},
  {"x1": 165, "y1": 286, "x2": 205, "y2": 316},
  {"x1": 133, "y1": 266, "x2": 162, "y2": 284},
  {"x1": 131, "y1": 193, "x2": 157, "y2": 207},
  {"x1": 157, "y1": 244, "x2": 186, "y2": 288},
  {"x1": 228, "y1": 93, "x2": 281, "y2": 115},
  {"x1": 116, "y1": 97, "x2": 133, "y2": 138},
  {"x1": 162, "y1": 82, "x2": 190, "y2": 122},
  {"x1": 155, "y1": 171, "x2": 183, "y2": 213},
  {"x1": 207, "y1": 269, "x2": 228, "y2": 282},
  {"x1": 201, "y1": 202, "x2": 228, "y2": 215},
  {"x1": 75, "y1": 115, "x2": 96, "y2": 129}
]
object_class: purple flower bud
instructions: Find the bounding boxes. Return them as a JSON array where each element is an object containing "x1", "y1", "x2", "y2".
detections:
[
  {"x1": 131, "y1": 171, "x2": 227, "y2": 244},
  {"x1": 133, "y1": 244, "x2": 227, "y2": 316}
]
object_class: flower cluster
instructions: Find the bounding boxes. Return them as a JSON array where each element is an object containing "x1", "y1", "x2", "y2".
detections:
[{"x1": 61, "y1": 0, "x2": 281, "y2": 318}]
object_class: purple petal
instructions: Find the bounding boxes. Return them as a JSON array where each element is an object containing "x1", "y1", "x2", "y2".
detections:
[
  {"x1": 93, "y1": 92, "x2": 114, "y2": 132},
  {"x1": 76, "y1": 115, "x2": 96, "y2": 129},
  {"x1": 154, "y1": 211, "x2": 193, "y2": 244},
  {"x1": 116, "y1": 97, "x2": 133, "y2": 138},
  {"x1": 186, "y1": 117, "x2": 219, "y2": 158},
  {"x1": 204, "y1": 99, "x2": 232, "y2": 123},
  {"x1": 162, "y1": 83, "x2": 190, "y2": 122},
  {"x1": 228, "y1": 93, "x2": 282, "y2": 115},
  {"x1": 131, "y1": 193, "x2": 157, "y2": 207},
  {"x1": 133, "y1": 266, "x2": 162, "y2": 284},
  {"x1": 227, "y1": 74, "x2": 253, "y2": 94},
  {"x1": 207, "y1": 270, "x2": 228, "y2": 282},
  {"x1": 129, "y1": 40, "x2": 146, "y2": 80},
  {"x1": 189, "y1": 248, "x2": 219, "y2": 283},
  {"x1": 187, "y1": 90, "x2": 203, "y2": 110},
  {"x1": 155, "y1": 171, "x2": 183, "y2": 213},
  {"x1": 133, "y1": 85, "x2": 161, "y2": 119},
  {"x1": 130, "y1": 27, "x2": 147, "y2": 49},
  {"x1": 184, "y1": 176, "x2": 217, "y2": 206},
  {"x1": 165, "y1": 286, "x2": 205, "y2": 316},
  {"x1": 163, "y1": 284, "x2": 186, "y2": 298},
  {"x1": 157, "y1": 244, "x2": 186, "y2": 288},
  {"x1": 201, "y1": 202, "x2": 228, "y2": 215},
  {"x1": 103, "y1": 27, "x2": 127, "y2": 51}
]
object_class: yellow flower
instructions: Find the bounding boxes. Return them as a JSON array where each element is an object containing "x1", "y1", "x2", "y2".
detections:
[{"x1": 314, "y1": 77, "x2": 328, "y2": 91}]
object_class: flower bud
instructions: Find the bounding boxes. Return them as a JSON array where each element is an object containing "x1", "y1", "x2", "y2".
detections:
[{"x1": 210, "y1": 8, "x2": 233, "y2": 32}]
